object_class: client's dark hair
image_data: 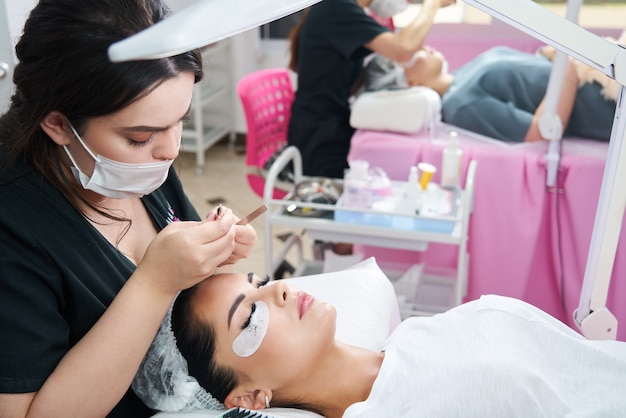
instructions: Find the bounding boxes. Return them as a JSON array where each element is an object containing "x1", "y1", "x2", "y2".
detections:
[
  {"x1": 171, "y1": 285, "x2": 239, "y2": 403},
  {"x1": 171, "y1": 280, "x2": 325, "y2": 416}
]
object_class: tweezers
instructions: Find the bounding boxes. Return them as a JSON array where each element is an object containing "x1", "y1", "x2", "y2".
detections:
[{"x1": 236, "y1": 204, "x2": 267, "y2": 225}]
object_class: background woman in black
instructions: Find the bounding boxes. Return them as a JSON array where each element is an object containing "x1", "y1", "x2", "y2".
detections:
[{"x1": 287, "y1": 0, "x2": 455, "y2": 178}]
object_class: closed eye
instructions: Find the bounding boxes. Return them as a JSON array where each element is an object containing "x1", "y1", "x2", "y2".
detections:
[
  {"x1": 127, "y1": 134, "x2": 155, "y2": 147},
  {"x1": 248, "y1": 272, "x2": 270, "y2": 288},
  {"x1": 242, "y1": 301, "x2": 257, "y2": 330},
  {"x1": 257, "y1": 275, "x2": 270, "y2": 288}
]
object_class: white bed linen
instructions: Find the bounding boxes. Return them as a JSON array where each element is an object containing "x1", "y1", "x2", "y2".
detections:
[{"x1": 345, "y1": 294, "x2": 626, "y2": 417}]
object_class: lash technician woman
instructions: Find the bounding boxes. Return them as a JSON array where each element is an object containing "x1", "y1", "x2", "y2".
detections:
[
  {"x1": 0, "y1": 1, "x2": 256, "y2": 417},
  {"x1": 287, "y1": 0, "x2": 456, "y2": 178}
]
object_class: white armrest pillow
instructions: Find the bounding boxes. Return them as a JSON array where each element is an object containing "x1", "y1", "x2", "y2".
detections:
[
  {"x1": 350, "y1": 86, "x2": 442, "y2": 134},
  {"x1": 153, "y1": 258, "x2": 400, "y2": 418}
]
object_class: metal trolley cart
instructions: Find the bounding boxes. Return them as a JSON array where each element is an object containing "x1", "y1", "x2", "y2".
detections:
[{"x1": 263, "y1": 146, "x2": 477, "y2": 317}]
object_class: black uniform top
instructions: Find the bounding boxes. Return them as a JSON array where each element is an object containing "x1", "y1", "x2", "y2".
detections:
[
  {"x1": 287, "y1": 0, "x2": 388, "y2": 178},
  {"x1": 0, "y1": 148, "x2": 200, "y2": 417}
]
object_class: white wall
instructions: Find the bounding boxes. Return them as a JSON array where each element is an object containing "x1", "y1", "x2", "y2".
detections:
[
  {"x1": 230, "y1": 34, "x2": 293, "y2": 132},
  {"x1": 0, "y1": 0, "x2": 37, "y2": 113},
  {"x1": 165, "y1": 0, "x2": 196, "y2": 13},
  {"x1": 2, "y1": 0, "x2": 35, "y2": 55},
  {"x1": 166, "y1": 0, "x2": 293, "y2": 133}
]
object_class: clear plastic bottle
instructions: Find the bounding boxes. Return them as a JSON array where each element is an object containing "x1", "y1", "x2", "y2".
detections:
[
  {"x1": 441, "y1": 131, "x2": 463, "y2": 188},
  {"x1": 368, "y1": 166, "x2": 392, "y2": 201},
  {"x1": 343, "y1": 160, "x2": 371, "y2": 208}
]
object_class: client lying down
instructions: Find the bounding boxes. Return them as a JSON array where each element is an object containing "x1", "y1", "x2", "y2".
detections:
[
  {"x1": 144, "y1": 273, "x2": 626, "y2": 417},
  {"x1": 362, "y1": 46, "x2": 616, "y2": 143}
]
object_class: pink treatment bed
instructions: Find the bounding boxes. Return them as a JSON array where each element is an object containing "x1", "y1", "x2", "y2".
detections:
[{"x1": 348, "y1": 22, "x2": 626, "y2": 341}]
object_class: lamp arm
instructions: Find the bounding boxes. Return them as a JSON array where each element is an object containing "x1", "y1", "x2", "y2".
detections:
[
  {"x1": 541, "y1": 50, "x2": 569, "y2": 188},
  {"x1": 464, "y1": 0, "x2": 624, "y2": 340},
  {"x1": 108, "y1": 0, "x2": 322, "y2": 62},
  {"x1": 540, "y1": 0, "x2": 581, "y2": 187},
  {"x1": 573, "y1": 84, "x2": 626, "y2": 341},
  {"x1": 463, "y1": 0, "x2": 626, "y2": 82},
  {"x1": 541, "y1": 0, "x2": 582, "y2": 141},
  {"x1": 540, "y1": 53, "x2": 565, "y2": 188}
]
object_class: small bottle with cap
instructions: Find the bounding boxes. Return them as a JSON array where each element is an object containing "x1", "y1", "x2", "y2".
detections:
[{"x1": 343, "y1": 160, "x2": 371, "y2": 208}]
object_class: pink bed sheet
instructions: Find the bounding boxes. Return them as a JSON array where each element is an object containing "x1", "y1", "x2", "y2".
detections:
[
  {"x1": 349, "y1": 127, "x2": 626, "y2": 341},
  {"x1": 424, "y1": 23, "x2": 621, "y2": 72}
]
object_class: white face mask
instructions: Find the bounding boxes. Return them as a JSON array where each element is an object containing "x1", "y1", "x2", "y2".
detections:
[
  {"x1": 368, "y1": 0, "x2": 408, "y2": 19},
  {"x1": 63, "y1": 121, "x2": 175, "y2": 199}
]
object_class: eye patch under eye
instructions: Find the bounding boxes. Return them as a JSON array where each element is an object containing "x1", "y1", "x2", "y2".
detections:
[{"x1": 232, "y1": 300, "x2": 270, "y2": 357}]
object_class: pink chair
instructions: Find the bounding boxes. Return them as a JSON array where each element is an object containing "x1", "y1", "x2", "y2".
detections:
[{"x1": 237, "y1": 68, "x2": 294, "y2": 199}]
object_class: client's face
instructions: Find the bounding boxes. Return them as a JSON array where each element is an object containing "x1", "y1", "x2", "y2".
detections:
[
  {"x1": 192, "y1": 273, "x2": 337, "y2": 385},
  {"x1": 404, "y1": 46, "x2": 446, "y2": 86}
]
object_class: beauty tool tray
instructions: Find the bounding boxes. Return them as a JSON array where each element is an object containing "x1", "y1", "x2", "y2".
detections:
[{"x1": 334, "y1": 183, "x2": 459, "y2": 234}]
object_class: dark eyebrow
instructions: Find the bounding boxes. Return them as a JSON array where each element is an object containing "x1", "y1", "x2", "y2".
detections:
[
  {"x1": 227, "y1": 293, "x2": 246, "y2": 330},
  {"x1": 123, "y1": 125, "x2": 167, "y2": 133},
  {"x1": 121, "y1": 105, "x2": 192, "y2": 133}
]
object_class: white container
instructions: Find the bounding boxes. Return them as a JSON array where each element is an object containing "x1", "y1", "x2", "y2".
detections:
[
  {"x1": 368, "y1": 166, "x2": 392, "y2": 200},
  {"x1": 441, "y1": 131, "x2": 463, "y2": 188},
  {"x1": 343, "y1": 160, "x2": 371, "y2": 208}
]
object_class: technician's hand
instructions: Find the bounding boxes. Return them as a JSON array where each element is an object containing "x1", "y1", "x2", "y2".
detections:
[
  {"x1": 134, "y1": 210, "x2": 237, "y2": 296},
  {"x1": 214, "y1": 206, "x2": 258, "y2": 266}
]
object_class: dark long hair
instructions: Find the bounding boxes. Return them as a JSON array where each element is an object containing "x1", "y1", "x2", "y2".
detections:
[
  {"x1": 0, "y1": 0, "x2": 203, "y2": 217},
  {"x1": 172, "y1": 285, "x2": 239, "y2": 403},
  {"x1": 287, "y1": 7, "x2": 311, "y2": 73}
]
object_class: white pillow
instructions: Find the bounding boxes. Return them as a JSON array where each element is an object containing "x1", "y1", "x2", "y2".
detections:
[
  {"x1": 289, "y1": 257, "x2": 400, "y2": 351},
  {"x1": 350, "y1": 86, "x2": 442, "y2": 134},
  {"x1": 153, "y1": 258, "x2": 400, "y2": 418}
]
